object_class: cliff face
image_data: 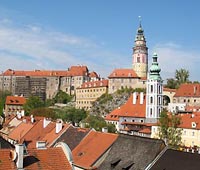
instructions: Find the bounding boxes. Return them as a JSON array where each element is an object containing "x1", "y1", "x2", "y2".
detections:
[{"x1": 89, "y1": 92, "x2": 131, "y2": 117}]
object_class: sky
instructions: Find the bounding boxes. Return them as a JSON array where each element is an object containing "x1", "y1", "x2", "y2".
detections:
[{"x1": 0, "y1": 0, "x2": 199, "y2": 82}]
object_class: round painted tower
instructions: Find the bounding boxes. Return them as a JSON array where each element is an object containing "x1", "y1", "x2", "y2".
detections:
[{"x1": 132, "y1": 21, "x2": 148, "y2": 78}]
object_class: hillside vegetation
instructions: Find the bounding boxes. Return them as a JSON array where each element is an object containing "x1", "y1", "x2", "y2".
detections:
[{"x1": 89, "y1": 88, "x2": 145, "y2": 116}]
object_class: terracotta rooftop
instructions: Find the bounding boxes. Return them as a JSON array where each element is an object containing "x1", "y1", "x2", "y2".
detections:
[
  {"x1": 72, "y1": 131, "x2": 118, "y2": 169},
  {"x1": 0, "y1": 149, "x2": 15, "y2": 170},
  {"x1": 42, "y1": 123, "x2": 70, "y2": 147},
  {"x1": 2, "y1": 65, "x2": 89, "y2": 77},
  {"x1": 78, "y1": 79, "x2": 108, "y2": 89},
  {"x1": 105, "y1": 93, "x2": 146, "y2": 120},
  {"x1": 22, "y1": 120, "x2": 55, "y2": 149},
  {"x1": 0, "y1": 147, "x2": 72, "y2": 170},
  {"x1": 179, "y1": 113, "x2": 200, "y2": 130},
  {"x1": 6, "y1": 96, "x2": 26, "y2": 105},
  {"x1": 108, "y1": 69, "x2": 139, "y2": 78},
  {"x1": 174, "y1": 83, "x2": 200, "y2": 97},
  {"x1": 89, "y1": 71, "x2": 99, "y2": 78},
  {"x1": 24, "y1": 147, "x2": 72, "y2": 170},
  {"x1": 8, "y1": 122, "x2": 35, "y2": 142}
]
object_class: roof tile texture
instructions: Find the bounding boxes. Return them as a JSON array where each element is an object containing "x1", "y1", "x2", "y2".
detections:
[
  {"x1": 108, "y1": 69, "x2": 139, "y2": 78},
  {"x1": 72, "y1": 131, "x2": 118, "y2": 168}
]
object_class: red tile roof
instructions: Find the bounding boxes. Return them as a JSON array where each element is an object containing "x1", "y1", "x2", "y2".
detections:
[
  {"x1": 185, "y1": 106, "x2": 200, "y2": 112},
  {"x1": 174, "y1": 83, "x2": 200, "y2": 97},
  {"x1": 24, "y1": 147, "x2": 72, "y2": 170},
  {"x1": 0, "y1": 147, "x2": 72, "y2": 170},
  {"x1": 78, "y1": 79, "x2": 108, "y2": 89},
  {"x1": 179, "y1": 113, "x2": 200, "y2": 130},
  {"x1": 6, "y1": 96, "x2": 26, "y2": 105},
  {"x1": 22, "y1": 120, "x2": 55, "y2": 149},
  {"x1": 139, "y1": 128, "x2": 151, "y2": 134},
  {"x1": 72, "y1": 131, "x2": 118, "y2": 169},
  {"x1": 89, "y1": 71, "x2": 99, "y2": 78},
  {"x1": 8, "y1": 122, "x2": 34, "y2": 142},
  {"x1": 105, "y1": 93, "x2": 146, "y2": 120},
  {"x1": 42, "y1": 123, "x2": 70, "y2": 147},
  {"x1": 2, "y1": 65, "x2": 89, "y2": 77},
  {"x1": 0, "y1": 149, "x2": 15, "y2": 170},
  {"x1": 108, "y1": 69, "x2": 139, "y2": 78}
]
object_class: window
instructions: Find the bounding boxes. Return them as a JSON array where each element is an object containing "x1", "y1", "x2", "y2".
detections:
[
  {"x1": 151, "y1": 85, "x2": 153, "y2": 92},
  {"x1": 192, "y1": 131, "x2": 195, "y2": 136},
  {"x1": 150, "y1": 97, "x2": 153, "y2": 104},
  {"x1": 137, "y1": 57, "x2": 140, "y2": 63}
]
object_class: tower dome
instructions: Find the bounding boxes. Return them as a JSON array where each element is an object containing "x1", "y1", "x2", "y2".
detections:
[{"x1": 149, "y1": 53, "x2": 161, "y2": 80}]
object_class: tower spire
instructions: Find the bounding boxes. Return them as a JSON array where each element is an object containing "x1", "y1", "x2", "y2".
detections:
[{"x1": 138, "y1": 16, "x2": 142, "y2": 28}]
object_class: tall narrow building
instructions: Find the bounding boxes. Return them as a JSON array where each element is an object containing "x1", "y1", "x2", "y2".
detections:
[
  {"x1": 146, "y1": 53, "x2": 163, "y2": 123},
  {"x1": 132, "y1": 21, "x2": 148, "y2": 78}
]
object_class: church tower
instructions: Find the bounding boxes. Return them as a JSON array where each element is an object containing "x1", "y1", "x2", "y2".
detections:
[
  {"x1": 132, "y1": 19, "x2": 148, "y2": 78},
  {"x1": 146, "y1": 53, "x2": 163, "y2": 123}
]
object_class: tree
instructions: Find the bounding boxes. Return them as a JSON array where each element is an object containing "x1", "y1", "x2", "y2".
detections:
[
  {"x1": 158, "y1": 109, "x2": 182, "y2": 148},
  {"x1": 56, "y1": 107, "x2": 87, "y2": 125},
  {"x1": 165, "y1": 68, "x2": 190, "y2": 89},
  {"x1": 30, "y1": 107, "x2": 57, "y2": 120},
  {"x1": 175, "y1": 68, "x2": 189, "y2": 86},
  {"x1": 54, "y1": 90, "x2": 72, "y2": 104},
  {"x1": 23, "y1": 96, "x2": 44, "y2": 115},
  {"x1": 0, "y1": 90, "x2": 11, "y2": 116},
  {"x1": 83, "y1": 115, "x2": 116, "y2": 133},
  {"x1": 165, "y1": 78, "x2": 178, "y2": 89}
]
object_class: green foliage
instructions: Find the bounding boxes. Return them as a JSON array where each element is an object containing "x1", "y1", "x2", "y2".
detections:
[
  {"x1": 56, "y1": 107, "x2": 87, "y2": 125},
  {"x1": 158, "y1": 109, "x2": 182, "y2": 148},
  {"x1": 45, "y1": 99, "x2": 55, "y2": 107},
  {"x1": 23, "y1": 96, "x2": 44, "y2": 115},
  {"x1": 97, "y1": 93, "x2": 113, "y2": 104},
  {"x1": 54, "y1": 90, "x2": 72, "y2": 104},
  {"x1": 0, "y1": 90, "x2": 11, "y2": 116},
  {"x1": 116, "y1": 87, "x2": 146, "y2": 95},
  {"x1": 165, "y1": 78, "x2": 178, "y2": 89},
  {"x1": 175, "y1": 68, "x2": 189, "y2": 86},
  {"x1": 165, "y1": 68, "x2": 190, "y2": 89},
  {"x1": 83, "y1": 115, "x2": 116, "y2": 133},
  {"x1": 30, "y1": 107, "x2": 57, "y2": 120}
]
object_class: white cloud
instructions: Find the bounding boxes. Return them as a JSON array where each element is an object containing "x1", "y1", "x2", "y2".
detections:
[
  {"x1": 152, "y1": 42, "x2": 200, "y2": 81},
  {"x1": 0, "y1": 18, "x2": 129, "y2": 78}
]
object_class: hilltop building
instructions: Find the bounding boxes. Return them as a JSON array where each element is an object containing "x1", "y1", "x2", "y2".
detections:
[
  {"x1": 106, "y1": 53, "x2": 163, "y2": 136},
  {"x1": 75, "y1": 79, "x2": 108, "y2": 110},
  {"x1": 108, "y1": 21, "x2": 148, "y2": 94},
  {"x1": 0, "y1": 66, "x2": 99, "y2": 100}
]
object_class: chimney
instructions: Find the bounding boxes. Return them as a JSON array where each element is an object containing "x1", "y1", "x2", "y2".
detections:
[
  {"x1": 133, "y1": 92, "x2": 137, "y2": 104},
  {"x1": 15, "y1": 144, "x2": 24, "y2": 169},
  {"x1": 140, "y1": 92, "x2": 144, "y2": 104},
  {"x1": 30, "y1": 115, "x2": 35, "y2": 123},
  {"x1": 43, "y1": 118, "x2": 51, "y2": 128},
  {"x1": 56, "y1": 120, "x2": 63, "y2": 134},
  {"x1": 102, "y1": 127, "x2": 108, "y2": 133}
]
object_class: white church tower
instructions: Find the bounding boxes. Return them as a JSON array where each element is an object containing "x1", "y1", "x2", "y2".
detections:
[{"x1": 146, "y1": 53, "x2": 163, "y2": 123}]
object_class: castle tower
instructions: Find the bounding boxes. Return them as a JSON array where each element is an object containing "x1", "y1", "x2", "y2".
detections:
[
  {"x1": 132, "y1": 19, "x2": 148, "y2": 78},
  {"x1": 146, "y1": 53, "x2": 163, "y2": 123}
]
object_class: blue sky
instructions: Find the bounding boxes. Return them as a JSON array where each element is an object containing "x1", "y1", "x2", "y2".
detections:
[{"x1": 0, "y1": 0, "x2": 200, "y2": 81}]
